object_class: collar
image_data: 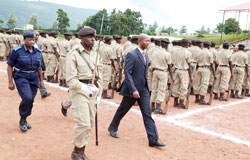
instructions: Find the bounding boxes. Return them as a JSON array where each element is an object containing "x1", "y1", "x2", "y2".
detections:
[
  {"x1": 79, "y1": 43, "x2": 93, "y2": 54},
  {"x1": 24, "y1": 44, "x2": 35, "y2": 52},
  {"x1": 137, "y1": 47, "x2": 144, "y2": 54}
]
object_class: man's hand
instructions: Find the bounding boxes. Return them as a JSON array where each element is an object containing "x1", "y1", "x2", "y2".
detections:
[
  {"x1": 40, "y1": 81, "x2": 44, "y2": 89},
  {"x1": 133, "y1": 91, "x2": 140, "y2": 99},
  {"x1": 8, "y1": 81, "x2": 15, "y2": 90}
]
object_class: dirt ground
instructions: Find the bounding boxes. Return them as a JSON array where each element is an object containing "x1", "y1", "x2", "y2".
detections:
[{"x1": 1, "y1": 61, "x2": 250, "y2": 160}]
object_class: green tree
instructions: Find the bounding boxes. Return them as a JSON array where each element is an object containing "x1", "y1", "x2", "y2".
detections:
[
  {"x1": 180, "y1": 25, "x2": 187, "y2": 34},
  {"x1": 29, "y1": 14, "x2": 39, "y2": 30},
  {"x1": 216, "y1": 18, "x2": 241, "y2": 34},
  {"x1": 0, "y1": 19, "x2": 4, "y2": 28},
  {"x1": 56, "y1": 9, "x2": 70, "y2": 33},
  {"x1": 7, "y1": 13, "x2": 17, "y2": 29}
]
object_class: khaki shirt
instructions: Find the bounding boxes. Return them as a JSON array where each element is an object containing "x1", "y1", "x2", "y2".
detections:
[
  {"x1": 216, "y1": 49, "x2": 232, "y2": 66},
  {"x1": 151, "y1": 47, "x2": 171, "y2": 70},
  {"x1": 5, "y1": 34, "x2": 11, "y2": 46},
  {"x1": 171, "y1": 46, "x2": 181, "y2": 65},
  {"x1": 46, "y1": 36, "x2": 58, "y2": 53},
  {"x1": 99, "y1": 43, "x2": 115, "y2": 64},
  {"x1": 9, "y1": 34, "x2": 16, "y2": 44},
  {"x1": 232, "y1": 50, "x2": 248, "y2": 67},
  {"x1": 188, "y1": 46, "x2": 201, "y2": 63},
  {"x1": 245, "y1": 51, "x2": 250, "y2": 66},
  {"x1": 66, "y1": 43, "x2": 103, "y2": 97},
  {"x1": 173, "y1": 47, "x2": 191, "y2": 70},
  {"x1": 70, "y1": 38, "x2": 81, "y2": 48},
  {"x1": 38, "y1": 37, "x2": 47, "y2": 53},
  {"x1": 197, "y1": 48, "x2": 213, "y2": 66},
  {"x1": 147, "y1": 42, "x2": 155, "y2": 53},
  {"x1": 209, "y1": 47, "x2": 217, "y2": 63},
  {"x1": 124, "y1": 43, "x2": 137, "y2": 59},
  {"x1": 0, "y1": 33, "x2": 5, "y2": 43},
  {"x1": 149, "y1": 45, "x2": 161, "y2": 63},
  {"x1": 123, "y1": 40, "x2": 131, "y2": 52},
  {"x1": 60, "y1": 39, "x2": 71, "y2": 57},
  {"x1": 113, "y1": 43, "x2": 123, "y2": 59}
]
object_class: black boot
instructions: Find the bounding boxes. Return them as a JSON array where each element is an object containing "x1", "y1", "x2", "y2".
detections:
[
  {"x1": 59, "y1": 80, "x2": 63, "y2": 86},
  {"x1": 245, "y1": 89, "x2": 250, "y2": 97},
  {"x1": 42, "y1": 72, "x2": 47, "y2": 80},
  {"x1": 190, "y1": 87, "x2": 194, "y2": 95},
  {"x1": 207, "y1": 85, "x2": 212, "y2": 93},
  {"x1": 155, "y1": 103, "x2": 165, "y2": 114},
  {"x1": 179, "y1": 99, "x2": 186, "y2": 109},
  {"x1": 19, "y1": 117, "x2": 28, "y2": 132},
  {"x1": 81, "y1": 146, "x2": 89, "y2": 160},
  {"x1": 235, "y1": 90, "x2": 242, "y2": 99},
  {"x1": 219, "y1": 93, "x2": 226, "y2": 101},
  {"x1": 102, "y1": 90, "x2": 112, "y2": 99},
  {"x1": 199, "y1": 95, "x2": 209, "y2": 105},
  {"x1": 174, "y1": 97, "x2": 179, "y2": 107},
  {"x1": 151, "y1": 102, "x2": 155, "y2": 112},
  {"x1": 47, "y1": 76, "x2": 50, "y2": 82},
  {"x1": 62, "y1": 79, "x2": 67, "y2": 87},
  {"x1": 230, "y1": 90, "x2": 235, "y2": 98},
  {"x1": 214, "y1": 93, "x2": 218, "y2": 100},
  {"x1": 195, "y1": 94, "x2": 200, "y2": 103},
  {"x1": 50, "y1": 76, "x2": 55, "y2": 83},
  {"x1": 71, "y1": 147, "x2": 84, "y2": 160}
]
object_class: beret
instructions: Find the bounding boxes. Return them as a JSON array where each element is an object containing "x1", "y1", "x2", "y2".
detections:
[
  {"x1": 161, "y1": 38, "x2": 170, "y2": 44},
  {"x1": 210, "y1": 41, "x2": 216, "y2": 45},
  {"x1": 39, "y1": 31, "x2": 47, "y2": 35},
  {"x1": 238, "y1": 44, "x2": 245, "y2": 47},
  {"x1": 23, "y1": 31, "x2": 34, "y2": 38},
  {"x1": 154, "y1": 38, "x2": 161, "y2": 42},
  {"x1": 75, "y1": 32, "x2": 79, "y2": 36},
  {"x1": 181, "y1": 38, "x2": 190, "y2": 43},
  {"x1": 115, "y1": 35, "x2": 122, "y2": 39},
  {"x1": 104, "y1": 36, "x2": 112, "y2": 41},
  {"x1": 79, "y1": 27, "x2": 96, "y2": 37},
  {"x1": 131, "y1": 36, "x2": 138, "y2": 40},
  {"x1": 64, "y1": 32, "x2": 73, "y2": 36},
  {"x1": 191, "y1": 40, "x2": 196, "y2": 44},
  {"x1": 223, "y1": 41, "x2": 230, "y2": 46},
  {"x1": 196, "y1": 39, "x2": 203, "y2": 43},
  {"x1": 49, "y1": 30, "x2": 58, "y2": 35},
  {"x1": 203, "y1": 41, "x2": 211, "y2": 46}
]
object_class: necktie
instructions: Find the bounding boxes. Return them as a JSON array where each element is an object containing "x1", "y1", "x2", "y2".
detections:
[{"x1": 142, "y1": 52, "x2": 146, "y2": 63}]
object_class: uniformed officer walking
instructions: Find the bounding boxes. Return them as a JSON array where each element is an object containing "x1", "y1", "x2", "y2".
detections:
[
  {"x1": 7, "y1": 31, "x2": 44, "y2": 132},
  {"x1": 66, "y1": 27, "x2": 102, "y2": 160}
]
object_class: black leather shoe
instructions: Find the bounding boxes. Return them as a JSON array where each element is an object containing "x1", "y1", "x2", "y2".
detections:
[
  {"x1": 25, "y1": 121, "x2": 32, "y2": 129},
  {"x1": 108, "y1": 127, "x2": 119, "y2": 138},
  {"x1": 42, "y1": 93, "x2": 51, "y2": 99},
  {"x1": 20, "y1": 119, "x2": 28, "y2": 132},
  {"x1": 149, "y1": 140, "x2": 166, "y2": 147},
  {"x1": 61, "y1": 106, "x2": 67, "y2": 117}
]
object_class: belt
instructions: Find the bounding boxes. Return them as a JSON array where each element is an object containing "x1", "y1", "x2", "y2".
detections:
[
  {"x1": 79, "y1": 79, "x2": 98, "y2": 88},
  {"x1": 103, "y1": 63, "x2": 111, "y2": 65},
  {"x1": 14, "y1": 68, "x2": 37, "y2": 73},
  {"x1": 234, "y1": 65, "x2": 244, "y2": 68},
  {"x1": 191, "y1": 62, "x2": 197, "y2": 64},
  {"x1": 219, "y1": 65, "x2": 228, "y2": 67},
  {"x1": 175, "y1": 68, "x2": 188, "y2": 71},
  {"x1": 153, "y1": 68, "x2": 167, "y2": 72},
  {"x1": 199, "y1": 65, "x2": 210, "y2": 68}
]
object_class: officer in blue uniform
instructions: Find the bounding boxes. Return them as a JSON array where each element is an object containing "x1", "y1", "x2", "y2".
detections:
[{"x1": 7, "y1": 31, "x2": 44, "y2": 132}]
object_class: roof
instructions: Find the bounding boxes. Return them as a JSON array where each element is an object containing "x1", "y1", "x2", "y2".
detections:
[{"x1": 220, "y1": 1, "x2": 250, "y2": 12}]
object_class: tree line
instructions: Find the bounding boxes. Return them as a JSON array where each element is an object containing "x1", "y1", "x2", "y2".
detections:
[{"x1": 0, "y1": 8, "x2": 244, "y2": 36}]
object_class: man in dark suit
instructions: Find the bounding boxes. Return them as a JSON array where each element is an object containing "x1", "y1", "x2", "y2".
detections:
[{"x1": 108, "y1": 34, "x2": 165, "y2": 147}]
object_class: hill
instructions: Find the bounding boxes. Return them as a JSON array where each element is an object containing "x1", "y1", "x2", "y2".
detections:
[{"x1": 0, "y1": 0, "x2": 98, "y2": 29}]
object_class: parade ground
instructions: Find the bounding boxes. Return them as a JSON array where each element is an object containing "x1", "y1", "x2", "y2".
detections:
[{"x1": 1, "y1": 61, "x2": 250, "y2": 160}]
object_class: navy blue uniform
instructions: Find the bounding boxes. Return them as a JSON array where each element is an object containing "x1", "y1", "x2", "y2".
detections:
[{"x1": 7, "y1": 45, "x2": 42, "y2": 118}]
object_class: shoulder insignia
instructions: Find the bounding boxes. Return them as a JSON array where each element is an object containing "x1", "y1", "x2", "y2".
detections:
[{"x1": 14, "y1": 46, "x2": 21, "y2": 51}]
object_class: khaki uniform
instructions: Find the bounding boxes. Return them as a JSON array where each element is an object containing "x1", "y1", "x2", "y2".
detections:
[
  {"x1": 0, "y1": 33, "x2": 6, "y2": 58},
  {"x1": 38, "y1": 36, "x2": 48, "y2": 68},
  {"x1": 123, "y1": 40, "x2": 131, "y2": 52},
  {"x1": 70, "y1": 38, "x2": 81, "y2": 48},
  {"x1": 66, "y1": 43, "x2": 102, "y2": 148},
  {"x1": 213, "y1": 49, "x2": 232, "y2": 93},
  {"x1": 123, "y1": 43, "x2": 137, "y2": 59},
  {"x1": 59, "y1": 39, "x2": 71, "y2": 80},
  {"x1": 9, "y1": 34, "x2": 18, "y2": 53},
  {"x1": 150, "y1": 47, "x2": 171, "y2": 103},
  {"x1": 193, "y1": 48, "x2": 213, "y2": 96},
  {"x1": 147, "y1": 45, "x2": 161, "y2": 91},
  {"x1": 45, "y1": 36, "x2": 59, "y2": 76},
  {"x1": 188, "y1": 46, "x2": 201, "y2": 79},
  {"x1": 111, "y1": 42, "x2": 122, "y2": 85},
  {"x1": 230, "y1": 51, "x2": 248, "y2": 91},
  {"x1": 147, "y1": 42, "x2": 155, "y2": 53},
  {"x1": 172, "y1": 47, "x2": 192, "y2": 100},
  {"x1": 245, "y1": 51, "x2": 250, "y2": 89},
  {"x1": 5, "y1": 34, "x2": 11, "y2": 57},
  {"x1": 209, "y1": 47, "x2": 218, "y2": 85},
  {"x1": 99, "y1": 43, "x2": 115, "y2": 90}
]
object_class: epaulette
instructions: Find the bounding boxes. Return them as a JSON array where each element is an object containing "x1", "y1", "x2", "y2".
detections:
[{"x1": 14, "y1": 46, "x2": 21, "y2": 51}]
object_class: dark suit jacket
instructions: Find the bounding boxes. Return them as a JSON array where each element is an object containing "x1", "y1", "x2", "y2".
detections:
[{"x1": 117, "y1": 48, "x2": 149, "y2": 98}]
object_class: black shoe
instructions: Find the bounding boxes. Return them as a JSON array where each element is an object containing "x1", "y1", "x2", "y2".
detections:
[
  {"x1": 149, "y1": 140, "x2": 166, "y2": 147},
  {"x1": 108, "y1": 127, "x2": 119, "y2": 138},
  {"x1": 61, "y1": 106, "x2": 67, "y2": 117},
  {"x1": 41, "y1": 93, "x2": 51, "y2": 99},
  {"x1": 25, "y1": 121, "x2": 32, "y2": 129},
  {"x1": 19, "y1": 119, "x2": 28, "y2": 132}
]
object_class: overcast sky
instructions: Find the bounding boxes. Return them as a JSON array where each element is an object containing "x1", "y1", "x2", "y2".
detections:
[{"x1": 40, "y1": 0, "x2": 250, "y2": 33}]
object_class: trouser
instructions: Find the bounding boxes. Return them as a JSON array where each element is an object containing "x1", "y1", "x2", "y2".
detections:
[
  {"x1": 209, "y1": 65, "x2": 215, "y2": 86},
  {"x1": 69, "y1": 89, "x2": 96, "y2": 148},
  {"x1": 213, "y1": 66, "x2": 231, "y2": 93},
  {"x1": 46, "y1": 53, "x2": 57, "y2": 76},
  {"x1": 230, "y1": 67, "x2": 245, "y2": 91},
  {"x1": 42, "y1": 52, "x2": 48, "y2": 68},
  {"x1": 246, "y1": 67, "x2": 250, "y2": 89},
  {"x1": 150, "y1": 70, "x2": 168, "y2": 103},
  {"x1": 111, "y1": 60, "x2": 119, "y2": 84},
  {"x1": 5, "y1": 44, "x2": 10, "y2": 58},
  {"x1": 191, "y1": 62, "x2": 197, "y2": 80},
  {"x1": 59, "y1": 56, "x2": 66, "y2": 80},
  {"x1": 193, "y1": 67, "x2": 210, "y2": 96},
  {"x1": 109, "y1": 88, "x2": 159, "y2": 142},
  {"x1": 0, "y1": 42, "x2": 6, "y2": 58},
  {"x1": 172, "y1": 70, "x2": 189, "y2": 100},
  {"x1": 102, "y1": 64, "x2": 111, "y2": 90},
  {"x1": 147, "y1": 66, "x2": 153, "y2": 91},
  {"x1": 14, "y1": 77, "x2": 38, "y2": 118}
]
